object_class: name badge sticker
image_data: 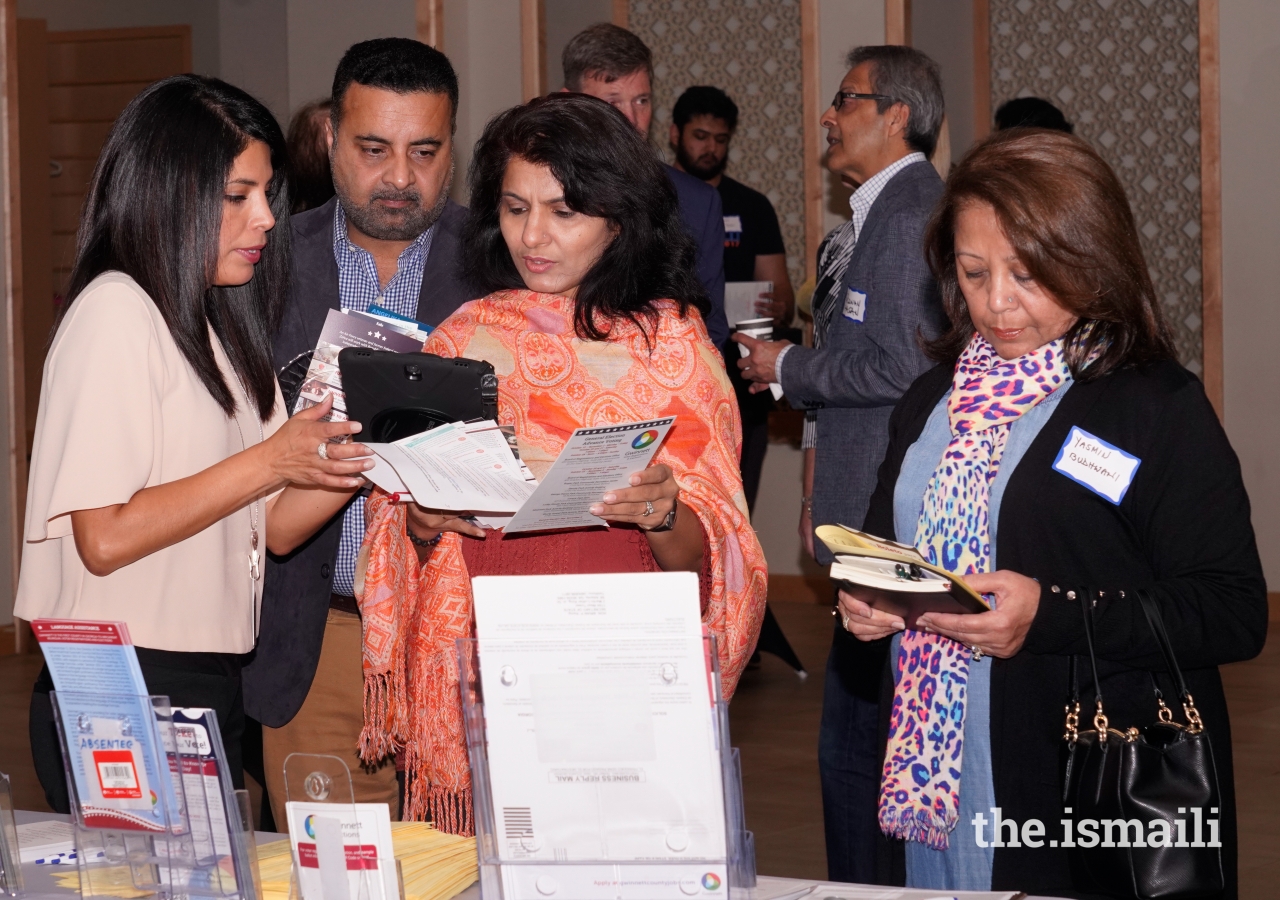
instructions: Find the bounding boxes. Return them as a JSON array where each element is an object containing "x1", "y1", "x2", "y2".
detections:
[
  {"x1": 843, "y1": 287, "x2": 867, "y2": 322},
  {"x1": 1052, "y1": 426, "x2": 1141, "y2": 504},
  {"x1": 723, "y1": 215, "x2": 743, "y2": 248}
]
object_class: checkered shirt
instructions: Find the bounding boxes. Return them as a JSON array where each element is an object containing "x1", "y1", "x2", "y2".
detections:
[{"x1": 332, "y1": 202, "x2": 436, "y2": 597}]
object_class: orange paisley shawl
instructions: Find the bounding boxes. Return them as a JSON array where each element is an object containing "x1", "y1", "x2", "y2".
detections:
[{"x1": 353, "y1": 290, "x2": 768, "y2": 834}]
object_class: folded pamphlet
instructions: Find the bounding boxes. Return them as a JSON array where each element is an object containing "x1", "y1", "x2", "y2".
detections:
[{"x1": 816, "y1": 525, "x2": 990, "y2": 629}]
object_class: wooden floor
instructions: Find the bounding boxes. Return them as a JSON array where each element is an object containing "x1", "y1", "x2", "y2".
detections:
[{"x1": 3, "y1": 596, "x2": 1277, "y2": 895}]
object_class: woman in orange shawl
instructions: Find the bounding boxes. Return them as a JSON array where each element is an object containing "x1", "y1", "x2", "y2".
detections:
[{"x1": 355, "y1": 94, "x2": 767, "y2": 833}]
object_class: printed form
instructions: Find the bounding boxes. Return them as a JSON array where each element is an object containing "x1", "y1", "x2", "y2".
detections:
[{"x1": 472, "y1": 571, "x2": 728, "y2": 900}]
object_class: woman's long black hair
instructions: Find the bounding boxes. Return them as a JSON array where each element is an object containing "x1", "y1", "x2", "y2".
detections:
[
  {"x1": 462, "y1": 93, "x2": 709, "y2": 341},
  {"x1": 63, "y1": 75, "x2": 290, "y2": 421}
]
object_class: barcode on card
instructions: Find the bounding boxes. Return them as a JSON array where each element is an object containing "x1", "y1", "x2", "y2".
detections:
[
  {"x1": 503, "y1": 807, "x2": 533, "y2": 838},
  {"x1": 98, "y1": 764, "x2": 136, "y2": 788}
]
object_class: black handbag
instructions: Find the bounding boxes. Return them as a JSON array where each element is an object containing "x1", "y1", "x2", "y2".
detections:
[{"x1": 1061, "y1": 589, "x2": 1224, "y2": 899}]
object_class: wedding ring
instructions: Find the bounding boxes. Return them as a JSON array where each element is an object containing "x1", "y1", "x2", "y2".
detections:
[
  {"x1": 317, "y1": 442, "x2": 329, "y2": 460},
  {"x1": 970, "y1": 644, "x2": 985, "y2": 661},
  {"x1": 842, "y1": 615, "x2": 851, "y2": 631},
  {"x1": 643, "y1": 500, "x2": 655, "y2": 517}
]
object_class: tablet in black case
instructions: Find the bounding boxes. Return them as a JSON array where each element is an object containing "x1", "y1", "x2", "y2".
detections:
[{"x1": 338, "y1": 348, "x2": 498, "y2": 443}]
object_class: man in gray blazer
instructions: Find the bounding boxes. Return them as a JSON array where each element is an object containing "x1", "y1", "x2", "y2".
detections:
[
  {"x1": 243, "y1": 38, "x2": 480, "y2": 827},
  {"x1": 735, "y1": 45, "x2": 946, "y2": 883}
]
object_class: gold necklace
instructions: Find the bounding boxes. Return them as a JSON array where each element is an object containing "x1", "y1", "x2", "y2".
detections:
[{"x1": 228, "y1": 369, "x2": 264, "y2": 584}]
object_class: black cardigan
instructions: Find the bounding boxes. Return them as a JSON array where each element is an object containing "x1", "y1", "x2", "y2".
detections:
[{"x1": 864, "y1": 360, "x2": 1268, "y2": 899}]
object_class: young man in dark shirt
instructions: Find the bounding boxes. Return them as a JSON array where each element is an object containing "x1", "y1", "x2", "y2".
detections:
[{"x1": 670, "y1": 85, "x2": 794, "y2": 509}]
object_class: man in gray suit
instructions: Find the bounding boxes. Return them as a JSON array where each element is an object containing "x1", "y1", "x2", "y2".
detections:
[
  {"x1": 243, "y1": 38, "x2": 479, "y2": 827},
  {"x1": 735, "y1": 45, "x2": 946, "y2": 883}
]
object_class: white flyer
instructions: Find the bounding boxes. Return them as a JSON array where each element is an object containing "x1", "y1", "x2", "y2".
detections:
[
  {"x1": 724, "y1": 281, "x2": 773, "y2": 327},
  {"x1": 285, "y1": 801, "x2": 397, "y2": 900},
  {"x1": 365, "y1": 420, "x2": 536, "y2": 513},
  {"x1": 472, "y1": 572, "x2": 727, "y2": 900},
  {"x1": 501, "y1": 417, "x2": 675, "y2": 534}
]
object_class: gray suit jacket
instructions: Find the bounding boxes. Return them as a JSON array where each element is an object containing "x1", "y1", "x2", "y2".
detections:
[
  {"x1": 242, "y1": 196, "x2": 480, "y2": 727},
  {"x1": 778, "y1": 161, "x2": 945, "y2": 564}
]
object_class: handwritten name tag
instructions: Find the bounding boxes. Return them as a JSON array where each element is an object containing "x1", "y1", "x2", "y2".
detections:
[
  {"x1": 1052, "y1": 426, "x2": 1141, "y2": 504},
  {"x1": 843, "y1": 287, "x2": 867, "y2": 322},
  {"x1": 723, "y1": 215, "x2": 743, "y2": 234}
]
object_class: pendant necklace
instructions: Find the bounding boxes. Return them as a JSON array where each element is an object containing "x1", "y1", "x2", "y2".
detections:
[{"x1": 229, "y1": 369, "x2": 264, "y2": 584}]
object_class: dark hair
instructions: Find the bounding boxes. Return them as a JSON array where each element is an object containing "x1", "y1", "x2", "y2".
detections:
[
  {"x1": 924, "y1": 130, "x2": 1176, "y2": 379},
  {"x1": 462, "y1": 93, "x2": 708, "y2": 341},
  {"x1": 64, "y1": 75, "x2": 289, "y2": 421},
  {"x1": 331, "y1": 38, "x2": 458, "y2": 132},
  {"x1": 287, "y1": 98, "x2": 334, "y2": 214},
  {"x1": 845, "y1": 45, "x2": 944, "y2": 158},
  {"x1": 672, "y1": 85, "x2": 739, "y2": 131},
  {"x1": 562, "y1": 23, "x2": 652, "y2": 92},
  {"x1": 995, "y1": 96, "x2": 1074, "y2": 133}
]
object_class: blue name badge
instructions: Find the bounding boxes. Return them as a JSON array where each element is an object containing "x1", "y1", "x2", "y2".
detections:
[
  {"x1": 1051, "y1": 426, "x2": 1141, "y2": 504},
  {"x1": 842, "y1": 287, "x2": 867, "y2": 322}
]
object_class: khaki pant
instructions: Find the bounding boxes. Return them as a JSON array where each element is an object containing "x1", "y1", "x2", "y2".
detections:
[{"x1": 263, "y1": 609, "x2": 399, "y2": 829}]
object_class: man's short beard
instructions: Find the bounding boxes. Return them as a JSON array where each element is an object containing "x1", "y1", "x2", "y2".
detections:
[
  {"x1": 335, "y1": 162, "x2": 454, "y2": 241},
  {"x1": 675, "y1": 142, "x2": 728, "y2": 181}
]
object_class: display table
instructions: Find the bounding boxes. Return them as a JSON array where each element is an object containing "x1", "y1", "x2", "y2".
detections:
[{"x1": 14, "y1": 810, "x2": 1054, "y2": 900}]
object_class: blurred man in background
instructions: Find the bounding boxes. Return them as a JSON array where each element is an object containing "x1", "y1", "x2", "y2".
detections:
[
  {"x1": 670, "y1": 84, "x2": 794, "y2": 509},
  {"x1": 563, "y1": 24, "x2": 729, "y2": 347},
  {"x1": 735, "y1": 45, "x2": 947, "y2": 884}
]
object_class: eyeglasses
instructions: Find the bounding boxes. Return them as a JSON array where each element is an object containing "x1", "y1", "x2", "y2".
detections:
[{"x1": 831, "y1": 90, "x2": 894, "y2": 110}]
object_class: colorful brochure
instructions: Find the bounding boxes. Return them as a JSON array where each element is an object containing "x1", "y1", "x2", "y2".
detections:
[
  {"x1": 294, "y1": 308, "x2": 426, "y2": 422},
  {"x1": 33, "y1": 620, "x2": 171, "y2": 832}
]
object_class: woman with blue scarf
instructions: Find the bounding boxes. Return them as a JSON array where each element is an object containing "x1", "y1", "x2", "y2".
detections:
[{"x1": 838, "y1": 130, "x2": 1266, "y2": 898}]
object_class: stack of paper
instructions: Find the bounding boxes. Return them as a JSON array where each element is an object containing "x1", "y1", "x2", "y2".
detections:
[{"x1": 254, "y1": 822, "x2": 477, "y2": 900}]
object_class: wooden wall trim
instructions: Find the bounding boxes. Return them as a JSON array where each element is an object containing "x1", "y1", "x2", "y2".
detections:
[
  {"x1": 1, "y1": 0, "x2": 25, "y2": 648},
  {"x1": 612, "y1": 0, "x2": 629, "y2": 29},
  {"x1": 972, "y1": 0, "x2": 991, "y2": 140},
  {"x1": 520, "y1": 0, "x2": 545, "y2": 102},
  {"x1": 800, "y1": 0, "x2": 822, "y2": 282},
  {"x1": 886, "y1": 0, "x2": 911, "y2": 46},
  {"x1": 415, "y1": 0, "x2": 444, "y2": 49},
  {"x1": 1198, "y1": 0, "x2": 1223, "y2": 416}
]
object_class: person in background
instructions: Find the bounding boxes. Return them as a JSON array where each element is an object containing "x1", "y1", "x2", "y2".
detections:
[
  {"x1": 19, "y1": 75, "x2": 374, "y2": 811},
  {"x1": 842, "y1": 129, "x2": 1265, "y2": 897},
  {"x1": 243, "y1": 38, "x2": 479, "y2": 829},
  {"x1": 993, "y1": 96, "x2": 1073, "y2": 133},
  {"x1": 670, "y1": 84, "x2": 795, "y2": 510},
  {"x1": 562, "y1": 23, "x2": 730, "y2": 348},
  {"x1": 736, "y1": 45, "x2": 947, "y2": 884},
  {"x1": 356, "y1": 94, "x2": 767, "y2": 832},
  {"x1": 286, "y1": 98, "x2": 335, "y2": 214}
]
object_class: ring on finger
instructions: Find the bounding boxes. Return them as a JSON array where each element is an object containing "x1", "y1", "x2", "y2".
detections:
[
  {"x1": 970, "y1": 644, "x2": 985, "y2": 661},
  {"x1": 643, "y1": 500, "x2": 655, "y2": 517},
  {"x1": 317, "y1": 442, "x2": 329, "y2": 460}
]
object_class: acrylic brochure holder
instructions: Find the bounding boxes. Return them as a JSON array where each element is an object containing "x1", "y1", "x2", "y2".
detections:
[
  {"x1": 281, "y1": 753, "x2": 399, "y2": 900},
  {"x1": 51, "y1": 691, "x2": 260, "y2": 900},
  {"x1": 458, "y1": 632, "x2": 756, "y2": 900},
  {"x1": 0, "y1": 771, "x2": 22, "y2": 898}
]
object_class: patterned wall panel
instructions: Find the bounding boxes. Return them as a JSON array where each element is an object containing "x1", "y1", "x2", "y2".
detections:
[
  {"x1": 630, "y1": 0, "x2": 807, "y2": 290},
  {"x1": 989, "y1": 0, "x2": 1204, "y2": 372}
]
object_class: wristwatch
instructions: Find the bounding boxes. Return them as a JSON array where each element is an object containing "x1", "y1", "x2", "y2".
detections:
[{"x1": 646, "y1": 504, "x2": 678, "y2": 533}]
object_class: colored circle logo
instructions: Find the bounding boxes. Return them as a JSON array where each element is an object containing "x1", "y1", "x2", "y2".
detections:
[
  {"x1": 701, "y1": 873, "x2": 721, "y2": 890},
  {"x1": 304, "y1": 815, "x2": 317, "y2": 839},
  {"x1": 631, "y1": 430, "x2": 658, "y2": 450}
]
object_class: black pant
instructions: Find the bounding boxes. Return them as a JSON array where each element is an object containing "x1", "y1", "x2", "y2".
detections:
[
  {"x1": 818, "y1": 622, "x2": 891, "y2": 883},
  {"x1": 30, "y1": 648, "x2": 247, "y2": 814}
]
